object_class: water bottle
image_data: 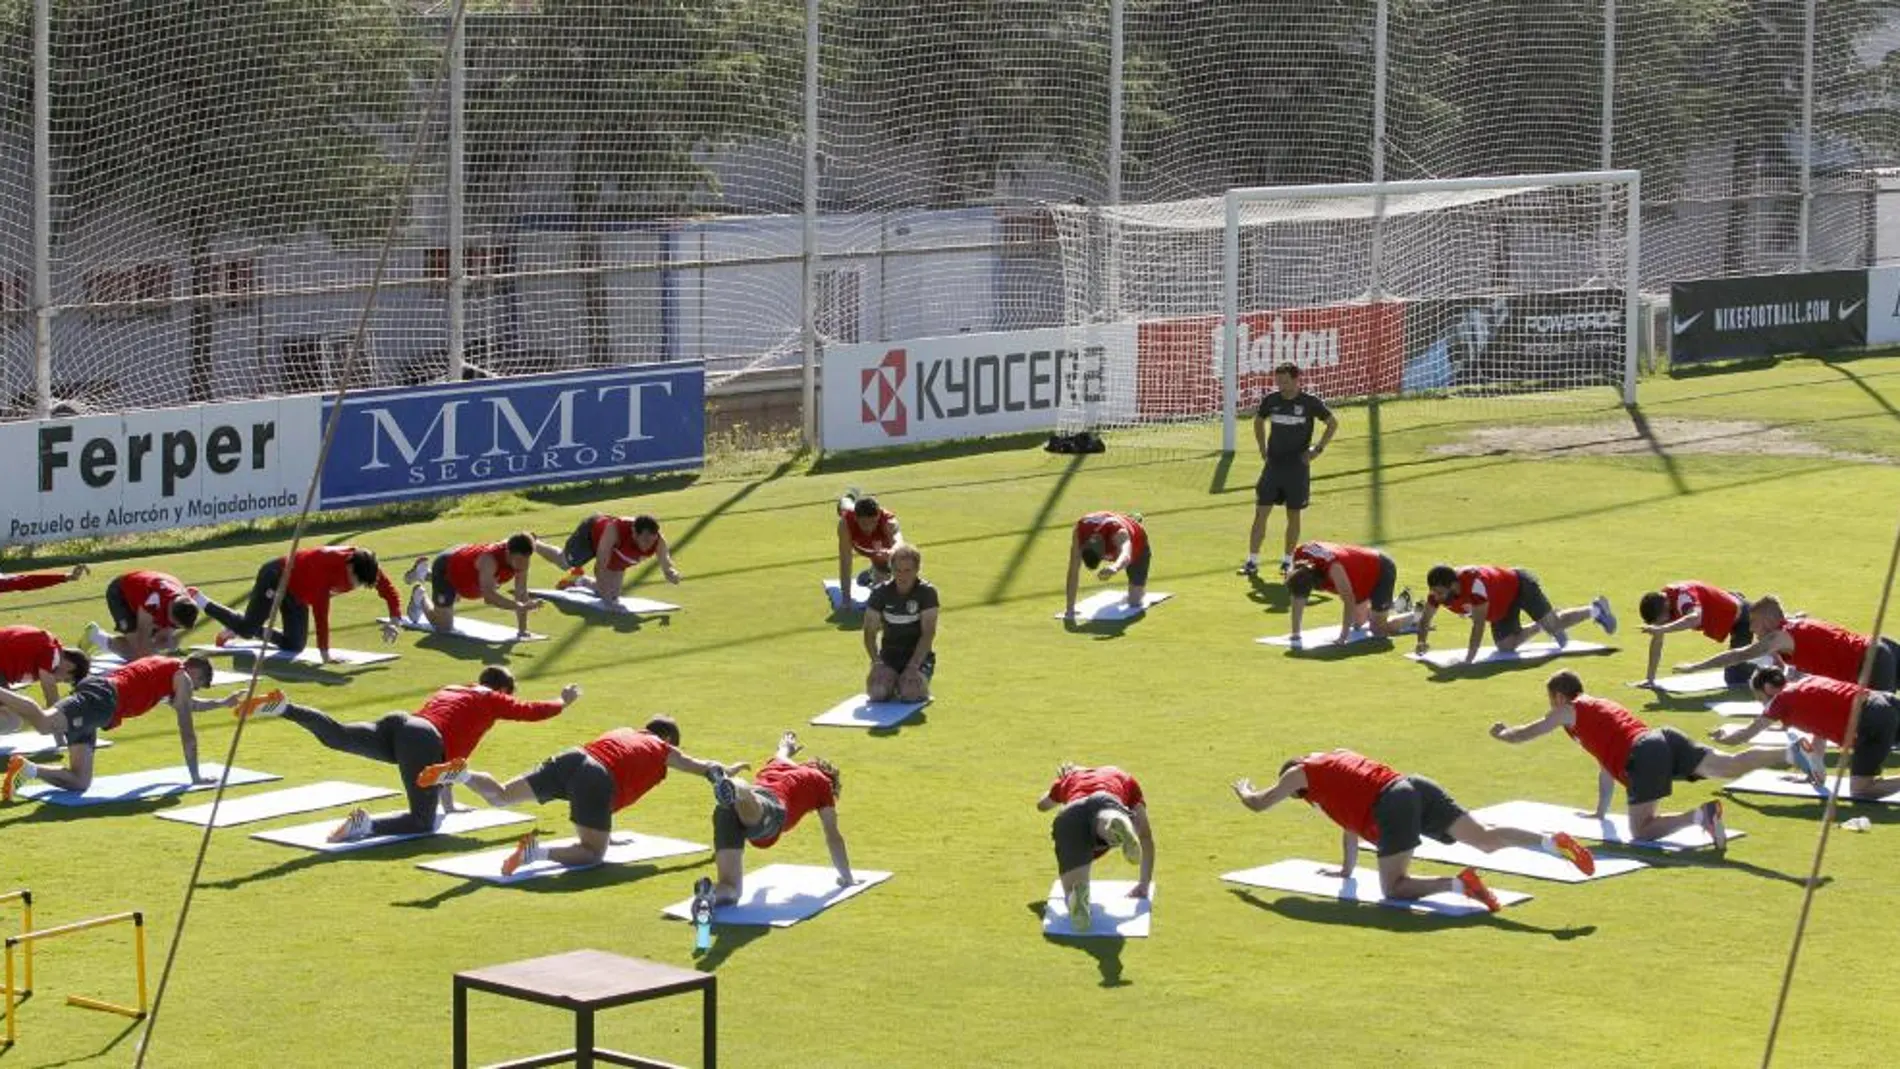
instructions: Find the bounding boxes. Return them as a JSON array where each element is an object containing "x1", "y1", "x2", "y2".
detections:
[{"x1": 1841, "y1": 816, "x2": 1872, "y2": 833}]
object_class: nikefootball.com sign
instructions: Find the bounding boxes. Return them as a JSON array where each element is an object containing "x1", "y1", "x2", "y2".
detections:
[
  {"x1": 1669, "y1": 271, "x2": 1868, "y2": 364},
  {"x1": 822, "y1": 327, "x2": 1137, "y2": 452}
]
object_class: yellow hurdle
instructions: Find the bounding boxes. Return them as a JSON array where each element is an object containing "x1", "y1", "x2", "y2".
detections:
[
  {"x1": 0, "y1": 890, "x2": 29, "y2": 996},
  {"x1": 3, "y1": 909, "x2": 146, "y2": 1046}
]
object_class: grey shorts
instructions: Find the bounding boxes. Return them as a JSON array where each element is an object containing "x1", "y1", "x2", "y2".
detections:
[
  {"x1": 525, "y1": 748, "x2": 616, "y2": 832},
  {"x1": 1371, "y1": 775, "x2": 1466, "y2": 858},
  {"x1": 712, "y1": 788, "x2": 787, "y2": 850},
  {"x1": 55, "y1": 676, "x2": 120, "y2": 747},
  {"x1": 1492, "y1": 569, "x2": 1555, "y2": 642},
  {"x1": 561, "y1": 515, "x2": 601, "y2": 570},
  {"x1": 104, "y1": 578, "x2": 138, "y2": 633},
  {"x1": 1624, "y1": 727, "x2": 1710, "y2": 806},
  {"x1": 1368, "y1": 554, "x2": 1399, "y2": 612},
  {"x1": 1050, "y1": 791, "x2": 1130, "y2": 873},
  {"x1": 1851, "y1": 693, "x2": 1900, "y2": 778},
  {"x1": 428, "y1": 551, "x2": 459, "y2": 609},
  {"x1": 1126, "y1": 542, "x2": 1153, "y2": 588},
  {"x1": 1869, "y1": 637, "x2": 1900, "y2": 693},
  {"x1": 877, "y1": 646, "x2": 936, "y2": 678},
  {"x1": 1256, "y1": 461, "x2": 1311, "y2": 509}
]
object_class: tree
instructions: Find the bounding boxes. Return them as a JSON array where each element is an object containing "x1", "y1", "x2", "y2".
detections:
[{"x1": 0, "y1": 0, "x2": 423, "y2": 403}]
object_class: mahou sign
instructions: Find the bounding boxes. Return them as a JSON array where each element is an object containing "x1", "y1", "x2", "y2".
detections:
[{"x1": 1134, "y1": 302, "x2": 1404, "y2": 418}]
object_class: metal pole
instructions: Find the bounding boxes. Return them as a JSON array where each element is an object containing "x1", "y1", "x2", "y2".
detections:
[
  {"x1": 1798, "y1": 0, "x2": 1815, "y2": 270},
  {"x1": 1623, "y1": 172, "x2": 1641, "y2": 405},
  {"x1": 32, "y1": 0, "x2": 51, "y2": 418},
  {"x1": 1368, "y1": 0, "x2": 1390, "y2": 302},
  {"x1": 801, "y1": 0, "x2": 820, "y2": 450},
  {"x1": 1222, "y1": 192, "x2": 1239, "y2": 453},
  {"x1": 1108, "y1": 0, "x2": 1123, "y2": 207},
  {"x1": 446, "y1": 8, "x2": 466, "y2": 382},
  {"x1": 1601, "y1": 0, "x2": 1615, "y2": 174}
]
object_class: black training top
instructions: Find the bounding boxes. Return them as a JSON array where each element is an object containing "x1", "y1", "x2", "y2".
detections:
[
  {"x1": 1256, "y1": 390, "x2": 1332, "y2": 461},
  {"x1": 867, "y1": 578, "x2": 940, "y2": 655}
]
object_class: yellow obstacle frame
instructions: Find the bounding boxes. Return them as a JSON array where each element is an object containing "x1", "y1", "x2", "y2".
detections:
[
  {"x1": 0, "y1": 890, "x2": 28, "y2": 996},
  {"x1": 3, "y1": 907, "x2": 147, "y2": 1046}
]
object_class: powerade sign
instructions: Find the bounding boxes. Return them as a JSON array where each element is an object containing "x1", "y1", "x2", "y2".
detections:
[
  {"x1": 1400, "y1": 289, "x2": 1624, "y2": 393},
  {"x1": 823, "y1": 327, "x2": 1135, "y2": 452},
  {"x1": 317, "y1": 363, "x2": 704, "y2": 507},
  {"x1": 1670, "y1": 271, "x2": 1867, "y2": 365}
]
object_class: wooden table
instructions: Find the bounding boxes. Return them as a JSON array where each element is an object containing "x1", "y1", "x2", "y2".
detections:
[{"x1": 452, "y1": 949, "x2": 715, "y2": 1069}]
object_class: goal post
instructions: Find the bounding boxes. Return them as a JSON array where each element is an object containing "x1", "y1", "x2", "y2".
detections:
[{"x1": 1055, "y1": 169, "x2": 1643, "y2": 450}]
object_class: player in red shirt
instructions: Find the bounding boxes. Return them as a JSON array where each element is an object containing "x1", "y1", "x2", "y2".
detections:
[
  {"x1": 1064, "y1": 511, "x2": 1151, "y2": 620},
  {"x1": 1035, "y1": 763, "x2": 1154, "y2": 932},
  {"x1": 0, "y1": 563, "x2": 87, "y2": 594},
  {"x1": 1679, "y1": 595, "x2": 1900, "y2": 690},
  {"x1": 239, "y1": 666, "x2": 579, "y2": 842},
  {"x1": 3, "y1": 654, "x2": 244, "y2": 799},
  {"x1": 419, "y1": 716, "x2": 747, "y2": 875},
  {"x1": 837, "y1": 490, "x2": 903, "y2": 602},
  {"x1": 1489, "y1": 671, "x2": 1786, "y2": 849},
  {"x1": 1231, "y1": 748, "x2": 1594, "y2": 911},
  {"x1": 1416, "y1": 563, "x2": 1616, "y2": 666},
  {"x1": 399, "y1": 533, "x2": 546, "y2": 638},
  {"x1": 1284, "y1": 540, "x2": 1417, "y2": 644},
  {"x1": 0, "y1": 625, "x2": 91, "y2": 735},
  {"x1": 538, "y1": 513, "x2": 681, "y2": 605},
  {"x1": 198, "y1": 546, "x2": 402, "y2": 663},
  {"x1": 92, "y1": 569, "x2": 202, "y2": 660},
  {"x1": 1636, "y1": 581, "x2": 1754, "y2": 688},
  {"x1": 1714, "y1": 667, "x2": 1900, "y2": 799},
  {"x1": 705, "y1": 731, "x2": 855, "y2": 905}
]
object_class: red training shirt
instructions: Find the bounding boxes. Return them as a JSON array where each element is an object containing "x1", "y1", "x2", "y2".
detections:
[
  {"x1": 106, "y1": 656, "x2": 183, "y2": 730},
  {"x1": 1299, "y1": 749, "x2": 1402, "y2": 843},
  {"x1": 1765, "y1": 676, "x2": 1865, "y2": 745},
  {"x1": 581, "y1": 728, "x2": 673, "y2": 816},
  {"x1": 0, "y1": 625, "x2": 61, "y2": 686},
  {"x1": 284, "y1": 547, "x2": 402, "y2": 653},
  {"x1": 1293, "y1": 541, "x2": 1383, "y2": 600},
  {"x1": 751, "y1": 757, "x2": 836, "y2": 848},
  {"x1": 1047, "y1": 765, "x2": 1145, "y2": 809},
  {"x1": 414, "y1": 685, "x2": 564, "y2": 762},
  {"x1": 119, "y1": 570, "x2": 189, "y2": 630},
  {"x1": 1564, "y1": 697, "x2": 1650, "y2": 785},
  {"x1": 1074, "y1": 512, "x2": 1147, "y2": 563},
  {"x1": 1661, "y1": 581, "x2": 1742, "y2": 642},
  {"x1": 1431, "y1": 565, "x2": 1519, "y2": 623},
  {"x1": 1780, "y1": 618, "x2": 1872, "y2": 685},
  {"x1": 845, "y1": 509, "x2": 899, "y2": 557},
  {"x1": 590, "y1": 516, "x2": 656, "y2": 572},
  {"x1": 443, "y1": 543, "x2": 516, "y2": 599}
]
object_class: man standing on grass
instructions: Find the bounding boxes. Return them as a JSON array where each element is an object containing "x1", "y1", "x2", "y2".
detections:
[
  {"x1": 400, "y1": 534, "x2": 545, "y2": 638},
  {"x1": 705, "y1": 731, "x2": 856, "y2": 905},
  {"x1": 1414, "y1": 563, "x2": 1616, "y2": 665},
  {"x1": 1231, "y1": 747, "x2": 1595, "y2": 912},
  {"x1": 1677, "y1": 595, "x2": 1900, "y2": 690},
  {"x1": 1488, "y1": 670, "x2": 1789, "y2": 849},
  {"x1": 864, "y1": 544, "x2": 938, "y2": 703},
  {"x1": 1712, "y1": 667, "x2": 1900, "y2": 799},
  {"x1": 1065, "y1": 510, "x2": 1151, "y2": 618},
  {"x1": 1636, "y1": 580, "x2": 1755, "y2": 688},
  {"x1": 1036, "y1": 763, "x2": 1153, "y2": 932},
  {"x1": 1284, "y1": 540, "x2": 1416, "y2": 643},
  {"x1": 1243, "y1": 363, "x2": 1338, "y2": 578}
]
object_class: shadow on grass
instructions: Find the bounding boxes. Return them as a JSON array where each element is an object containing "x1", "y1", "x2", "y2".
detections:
[
  {"x1": 1421, "y1": 646, "x2": 1618, "y2": 684},
  {"x1": 982, "y1": 451, "x2": 1086, "y2": 605},
  {"x1": 693, "y1": 924, "x2": 771, "y2": 972},
  {"x1": 198, "y1": 832, "x2": 526, "y2": 891},
  {"x1": 411, "y1": 633, "x2": 518, "y2": 666},
  {"x1": 15, "y1": 1016, "x2": 144, "y2": 1067},
  {"x1": 1275, "y1": 637, "x2": 1398, "y2": 662},
  {"x1": 392, "y1": 856, "x2": 713, "y2": 911},
  {"x1": 1628, "y1": 833, "x2": 1833, "y2": 889},
  {"x1": 1062, "y1": 615, "x2": 1140, "y2": 642},
  {"x1": 1245, "y1": 574, "x2": 1292, "y2": 614},
  {"x1": 1026, "y1": 901, "x2": 1129, "y2": 987},
  {"x1": 808, "y1": 433, "x2": 1052, "y2": 476},
  {"x1": 1226, "y1": 888, "x2": 1597, "y2": 941},
  {"x1": 0, "y1": 789, "x2": 207, "y2": 829},
  {"x1": 867, "y1": 709, "x2": 929, "y2": 738},
  {"x1": 1624, "y1": 403, "x2": 1691, "y2": 496},
  {"x1": 1821, "y1": 357, "x2": 1900, "y2": 420}
]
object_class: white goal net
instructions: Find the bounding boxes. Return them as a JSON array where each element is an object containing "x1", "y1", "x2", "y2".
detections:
[{"x1": 1052, "y1": 170, "x2": 1641, "y2": 446}]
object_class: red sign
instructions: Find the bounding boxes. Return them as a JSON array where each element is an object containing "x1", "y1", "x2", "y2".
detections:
[{"x1": 1135, "y1": 302, "x2": 1404, "y2": 418}]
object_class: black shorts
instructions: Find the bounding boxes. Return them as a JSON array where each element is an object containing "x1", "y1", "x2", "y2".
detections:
[
  {"x1": 1850, "y1": 693, "x2": 1900, "y2": 778},
  {"x1": 55, "y1": 676, "x2": 120, "y2": 748},
  {"x1": 1126, "y1": 542, "x2": 1153, "y2": 587},
  {"x1": 1492, "y1": 569, "x2": 1555, "y2": 643},
  {"x1": 104, "y1": 578, "x2": 138, "y2": 634},
  {"x1": 1371, "y1": 775, "x2": 1466, "y2": 858},
  {"x1": 1256, "y1": 460, "x2": 1311, "y2": 510},
  {"x1": 1368, "y1": 553, "x2": 1399, "y2": 612},
  {"x1": 877, "y1": 646, "x2": 936, "y2": 678},
  {"x1": 1623, "y1": 727, "x2": 1710, "y2": 806},
  {"x1": 712, "y1": 789, "x2": 787, "y2": 850},
  {"x1": 525, "y1": 748, "x2": 616, "y2": 832},
  {"x1": 428, "y1": 551, "x2": 460, "y2": 609},
  {"x1": 1051, "y1": 791, "x2": 1130, "y2": 873},
  {"x1": 561, "y1": 515, "x2": 601, "y2": 570},
  {"x1": 1868, "y1": 637, "x2": 1900, "y2": 693},
  {"x1": 1728, "y1": 597, "x2": 1754, "y2": 647}
]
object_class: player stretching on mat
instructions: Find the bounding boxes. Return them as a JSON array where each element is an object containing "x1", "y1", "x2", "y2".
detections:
[
  {"x1": 89, "y1": 569, "x2": 201, "y2": 660},
  {"x1": 401, "y1": 534, "x2": 544, "y2": 638},
  {"x1": 864, "y1": 544, "x2": 938, "y2": 702},
  {"x1": 838, "y1": 490, "x2": 902, "y2": 598},
  {"x1": 1065, "y1": 511, "x2": 1150, "y2": 619},
  {"x1": 0, "y1": 625, "x2": 90, "y2": 735},
  {"x1": 1636, "y1": 580, "x2": 1755, "y2": 689},
  {"x1": 705, "y1": 731, "x2": 855, "y2": 904},
  {"x1": 1230, "y1": 748, "x2": 1595, "y2": 911},
  {"x1": 1678, "y1": 595, "x2": 1900, "y2": 690},
  {"x1": 1489, "y1": 670, "x2": 1787, "y2": 849},
  {"x1": 3, "y1": 655, "x2": 244, "y2": 798},
  {"x1": 197, "y1": 546, "x2": 401, "y2": 663},
  {"x1": 0, "y1": 563, "x2": 87, "y2": 595},
  {"x1": 421, "y1": 716, "x2": 747, "y2": 875},
  {"x1": 1243, "y1": 363, "x2": 1338, "y2": 578},
  {"x1": 240, "y1": 667, "x2": 579, "y2": 842},
  {"x1": 1036, "y1": 763, "x2": 1154, "y2": 932},
  {"x1": 1713, "y1": 667, "x2": 1900, "y2": 799},
  {"x1": 1284, "y1": 540, "x2": 1416, "y2": 643},
  {"x1": 539, "y1": 513, "x2": 681, "y2": 605},
  {"x1": 1415, "y1": 563, "x2": 1616, "y2": 665}
]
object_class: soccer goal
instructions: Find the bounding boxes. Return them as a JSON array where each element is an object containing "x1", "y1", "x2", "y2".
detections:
[{"x1": 1052, "y1": 169, "x2": 1642, "y2": 450}]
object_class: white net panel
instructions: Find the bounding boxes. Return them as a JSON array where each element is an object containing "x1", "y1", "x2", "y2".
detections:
[{"x1": 1054, "y1": 174, "x2": 1634, "y2": 430}]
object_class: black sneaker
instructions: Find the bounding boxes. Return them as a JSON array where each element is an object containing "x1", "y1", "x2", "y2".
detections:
[
  {"x1": 707, "y1": 766, "x2": 737, "y2": 807},
  {"x1": 1239, "y1": 560, "x2": 1259, "y2": 578}
]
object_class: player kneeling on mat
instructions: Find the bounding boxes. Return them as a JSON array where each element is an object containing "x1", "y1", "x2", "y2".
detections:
[
  {"x1": 1231, "y1": 748, "x2": 1594, "y2": 912},
  {"x1": 1416, "y1": 563, "x2": 1615, "y2": 665},
  {"x1": 1714, "y1": 667, "x2": 1900, "y2": 799},
  {"x1": 1036, "y1": 763, "x2": 1153, "y2": 932},
  {"x1": 543, "y1": 513, "x2": 681, "y2": 603},
  {"x1": 1065, "y1": 511, "x2": 1151, "y2": 618},
  {"x1": 706, "y1": 731, "x2": 855, "y2": 905},
  {"x1": 863, "y1": 544, "x2": 938, "y2": 703},
  {"x1": 1284, "y1": 540, "x2": 1416, "y2": 643},
  {"x1": 0, "y1": 625, "x2": 91, "y2": 734},
  {"x1": 838, "y1": 490, "x2": 902, "y2": 595},
  {"x1": 402, "y1": 534, "x2": 545, "y2": 638}
]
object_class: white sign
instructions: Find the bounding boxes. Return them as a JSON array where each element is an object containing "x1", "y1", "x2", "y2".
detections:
[
  {"x1": 1869, "y1": 266, "x2": 1900, "y2": 347},
  {"x1": 822, "y1": 326, "x2": 1136, "y2": 453},
  {"x1": 0, "y1": 396, "x2": 321, "y2": 546}
]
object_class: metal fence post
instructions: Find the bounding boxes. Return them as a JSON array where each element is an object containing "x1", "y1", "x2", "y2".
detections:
[
  {"x1": 447, "y1": 9, "x2": 466, "y2": 382},
  {"x1": 32, "y1": 0, "x2": 51, "y2": 418}
]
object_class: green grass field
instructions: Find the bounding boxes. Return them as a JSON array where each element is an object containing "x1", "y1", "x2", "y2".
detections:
[{"x1": 5, "y1": 355, "x2": 1900, "y2": 1068}]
